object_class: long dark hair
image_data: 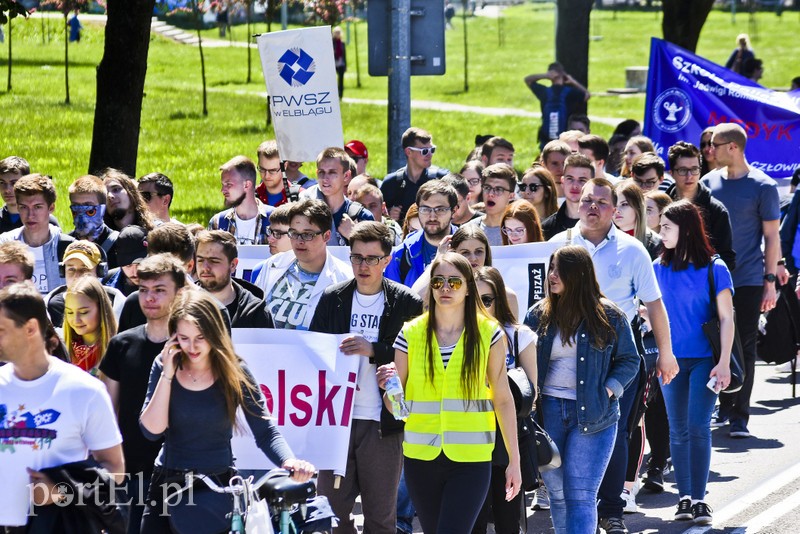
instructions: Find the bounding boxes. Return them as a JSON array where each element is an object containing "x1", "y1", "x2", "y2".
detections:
[
  {"x1": 659, "y1": 200, "x2": 715, "y2": 270},
  {"x1": 474, "y1": 267, "x2": 516, "y2": 327},
  {"x1": 168, "y1": 290, "x2": 260, "y2": 429},
  {"x1": 539, "y1": 246, "x2": 614, "y2": 348},
  {"x1": 425, "y1": 253, "x2": 490, "y2": 399}
]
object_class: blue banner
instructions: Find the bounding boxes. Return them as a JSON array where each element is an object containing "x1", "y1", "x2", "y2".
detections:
[{"x1": 643, "y1": 38, "x2": 800, "y2": 178}]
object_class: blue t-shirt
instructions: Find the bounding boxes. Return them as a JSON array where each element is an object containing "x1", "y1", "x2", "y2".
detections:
[
  {"x1": 653, "y1": 258, "x2": 734, "y2": 359},
  {"x1": 421, "y1": 237, "x2": 437, "y2": 267},
  {"x1": 701, "y1": 169, "x2": 780, "y2": 287}
]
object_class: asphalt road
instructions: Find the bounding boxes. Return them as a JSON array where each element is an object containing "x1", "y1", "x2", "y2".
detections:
[{"x1": 349, "y1": 361, "x2": 800, "y2": 534}]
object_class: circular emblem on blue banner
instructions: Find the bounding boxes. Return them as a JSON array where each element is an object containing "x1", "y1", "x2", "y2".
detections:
[{"x1": 653, "y1": 88, "x2": 692, "y2": 133}]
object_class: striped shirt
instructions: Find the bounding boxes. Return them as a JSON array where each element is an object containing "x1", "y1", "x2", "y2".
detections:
[{"x1": 394, "y1": 327, "x2": 503, "y2": 368}]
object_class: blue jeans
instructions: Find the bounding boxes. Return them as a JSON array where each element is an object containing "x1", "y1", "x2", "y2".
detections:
[
  {"x1": 541, "y1": 396, "x2": 617, "y2": 534},
  {"x1": 660, "y1": 357, "x2": 717, "y2": 500}
]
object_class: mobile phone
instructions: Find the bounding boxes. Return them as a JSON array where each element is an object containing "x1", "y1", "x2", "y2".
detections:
[{"x1": 706, "y1": 376, "x2": 719, "y2": 393}]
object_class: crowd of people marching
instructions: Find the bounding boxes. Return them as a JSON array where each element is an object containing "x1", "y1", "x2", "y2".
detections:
[{"x1": 1, "y1": 115, "x2": 799, "y2": 534}]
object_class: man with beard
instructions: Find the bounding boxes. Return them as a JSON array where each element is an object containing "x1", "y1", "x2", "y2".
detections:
[
  {"x1": 209, "y1": 156, "x2": 274, "y2": 245},
  {"x1": 384, "y1": 181, "x2": 458, "y2": 287},
  {"x1": 68, "y1": 174, "x2": 122, "y2": 268},
  {"x1": 101, "y1": 170, "x2": 155, "y2": 233},
  {"x1": 194, "y1": 230, "x2": 273, "y2": 328}
]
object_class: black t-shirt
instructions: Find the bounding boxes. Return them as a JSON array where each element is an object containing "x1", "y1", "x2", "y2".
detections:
[{"x1": 98, "y1": 325, "x2": 165, "y2": 474}]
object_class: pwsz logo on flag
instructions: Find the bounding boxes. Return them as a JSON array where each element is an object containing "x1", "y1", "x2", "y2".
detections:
[
  {"x1": 278, "y1": 48, "x2": 316, "y2": 87},
  {"x1": 653, "y1": 88, "x2": 692, "y2": 133}
]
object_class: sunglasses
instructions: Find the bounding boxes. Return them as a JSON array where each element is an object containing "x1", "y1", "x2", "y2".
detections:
[
  {"x1": 430, "y1": 275, "x2": 464, "y2": 291},
  {"x1": 139, "y1": 191, "x2": 163, "y2": 202},
  {"x1": 480, "y1": 295, "x2": 496, "y2": 307},
  {"x1": 517, "y1": 183, "x2": 542, "y2": 193},
  {"x1": 407, "y1": 146, "x2": 437, "y2": 156}
]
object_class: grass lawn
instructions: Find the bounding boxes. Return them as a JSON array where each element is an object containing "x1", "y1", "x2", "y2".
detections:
[{"x1": 1, "y1": 5, "x2": 797, "y2": 227}]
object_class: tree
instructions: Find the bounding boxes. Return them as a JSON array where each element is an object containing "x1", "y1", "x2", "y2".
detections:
[
  {"x1": 1, "y1": 0, "x2": 28, "y2": 92},
  {"x1": 555, "y1": 0, "x2": 592, "y2": 113},
  {"x1": 88, "y1": 0, "x2": 156, "y2": 175},
  {"x1": 42, "y1": 0, "x2": 90, "y2": 104},
  {"x1": 308, "y1": 0, "x2": 346, "y2": 26},
  {"x1": 662, "y1": 0, "x2": 715, "y2": 53}
]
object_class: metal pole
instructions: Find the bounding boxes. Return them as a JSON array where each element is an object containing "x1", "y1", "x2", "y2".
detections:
[
  {"x1": 388, "y1": 0, "x2": 411, "y2": 173},
  {"x1": 281, "y1": 0, "x2": 288, "y2": 30}
]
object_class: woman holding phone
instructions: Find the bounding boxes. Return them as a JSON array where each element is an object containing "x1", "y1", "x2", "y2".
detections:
[{"x1": 139, "y1": 290, "x2": 314, "y2": 532}]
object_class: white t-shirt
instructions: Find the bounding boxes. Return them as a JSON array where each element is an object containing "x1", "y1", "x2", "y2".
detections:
[
  {"x1": 234, "y1": 212, "x2": 258, "y2": 245},
  {"x1": 0, "y1": 358, "x2": 122, "y2": 526},
  {"x1": 30, "y1": 245, "x2": 48, "y2": 294},
  {"x1": 350, "y1": 291, "x2": 385, "y2": 421},
  {"x1": 503, "y1": 323, "x2": 537, "y2": 369}
]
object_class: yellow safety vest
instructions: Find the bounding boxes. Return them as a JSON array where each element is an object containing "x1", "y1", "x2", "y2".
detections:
[{"x1": 402, "y1": 313, "x2": 497, "y2": 462}]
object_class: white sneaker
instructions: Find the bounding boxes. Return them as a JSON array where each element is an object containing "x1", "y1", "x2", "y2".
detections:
[
  {"x1": 630, "y1": 477, "x2": 641, "y2": 498},
  {"x1": 532, "y1": 486, "x2": 550, "y2": 510},
  {"x1": 621, "y1": 489, "x2": 638, "y2": 514}
]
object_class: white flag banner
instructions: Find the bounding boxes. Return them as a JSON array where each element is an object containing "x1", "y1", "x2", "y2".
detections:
[
  {"x1": 488, "y1": 242, "x2": 560, "y2": 319},
  {"x1": 257, "y1": 26, "x2": 344, "y2": 162},
  {"x1": 236, "y1": 246, "x2": 352, "y2": 282},
  {"x1": 234, "y1": 242, "x2": 557, "y2": 318},
  {"x1": 231, "y1": 329, "x2": 359, "y2": 473}
]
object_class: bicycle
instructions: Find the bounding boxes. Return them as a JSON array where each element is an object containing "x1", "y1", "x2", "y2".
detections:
[{"x1": 166, "y1": 468, "x2": 331, "y2": 534}]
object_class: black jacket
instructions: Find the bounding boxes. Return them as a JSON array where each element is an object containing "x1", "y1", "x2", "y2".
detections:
[
  {"x1": 541, "y1": 202, "x2": 579, "y2": 241},
  {"x1": 309, "y1": 278, "x2": 424, "y2": 436},
  {"x1": 69, "y1": 225, "x2": 120, "y2": 269},
  {"x1": 26, "y1": 460, "x2": 125, "y2": 534},
  {"x1": 227, "y1": 280, "x2": 274, "y2": 328},
  {"x1": 666, "y1": 182, "x2": 736, "y2": 271}
]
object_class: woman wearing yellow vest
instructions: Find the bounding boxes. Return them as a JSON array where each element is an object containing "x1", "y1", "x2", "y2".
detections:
[
  {"x1": 378, "y1": 252, "x2": 521, "y2": 533},
  {"x1": 524, "y1": 246, "x2": 640, "y2": 534}
]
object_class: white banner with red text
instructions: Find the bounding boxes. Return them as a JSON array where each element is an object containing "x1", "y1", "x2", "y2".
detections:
[{"x1": 231, "y1": 329, "x2": 358, "y2": 474}]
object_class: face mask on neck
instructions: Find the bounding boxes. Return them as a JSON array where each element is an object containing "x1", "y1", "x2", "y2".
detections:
[{"x1": 71, "y1": 204, "x2": 107, "y2": 240}]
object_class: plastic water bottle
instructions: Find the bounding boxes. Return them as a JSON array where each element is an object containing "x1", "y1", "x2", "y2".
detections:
[{"x1": 385, "y1": 376, "x2": 410, "y2": 420}]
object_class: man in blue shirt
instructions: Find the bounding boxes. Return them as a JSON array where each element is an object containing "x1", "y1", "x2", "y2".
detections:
[
  {"x1": 702, "y1": 122, "x2": 785, "y2": 439},
  {"x1": 524, "y1": 62, "x2": 590, "y2": 149}
]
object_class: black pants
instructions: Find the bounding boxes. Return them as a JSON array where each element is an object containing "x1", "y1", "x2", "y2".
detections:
[
  {"x1": 719, "y1": 285, "x2": 762, "y2": 425},
  {"x1": 644, "y1": 387, "x2": 671, "y2": 468},
  {"x1": 472, "y1": 465, "x2": 522, "y2": 534},
  {"x1": 405, "y1": 454, "x2": 491, "y2": 534}
]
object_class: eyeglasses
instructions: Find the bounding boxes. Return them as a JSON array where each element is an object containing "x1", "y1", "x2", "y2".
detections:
[
  {"x1": 633, "y1": 178, "x2": 659, "y2": 189},
  {"x1": 407, "y1": 145, "x2": 436, "y2": 156},
  {"x1": 350, "y1": 254, "x2": 387, "y2": 266},
  {"x1": 430, "y1": 275, "x2": 464, "y2": 291},
  {"x1": 700, "y1": 142, "x2": 711, "y2": 149},
  {"x1": 466, "y1": 178, "x2": 482, "y2": 187},
  {"x1": 287, "y1": 229, "x2": 324, "y2": 242},
  {"x1": 502, "y1": 226, "x2": 526, "y2": 236},
  {"x1": 673, "y1": 166, "x2": 701, "y2": 177},
  {"x1": 418, "y1": 206, "x2": 452, "y2": 216},
  {"x1": 258, "y1": 166, "x2": 282, "y2": 176},
  {"x1": 139, "y1": 191, "x2": 162, "y2": 202},
  {"x1": 710, "y1": 141, "x2": 732, "y2": 149},
  {"x1": 517, "y1": 183, "x2": 542, "y2": 193},
  {"x1": 70, "y1": 205, "x2": 100, "y2": 217},
  {"x1": 482, "y1": 185, "x2": 511, "y2": 196},
  {"x1": 480, "y1": 295, "x2": 496, "y2": 307},
  {"x1": 266, "y1": 228, "x2": 289, "y2": 239}
]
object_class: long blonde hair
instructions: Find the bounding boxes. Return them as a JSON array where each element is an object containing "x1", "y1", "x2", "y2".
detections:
[
  {"x1": 168, "y1": 290, "x2": 260, "y2": 429},
  {"x1": 63, "y1": 276, "x2": 117, "y2": 366}
]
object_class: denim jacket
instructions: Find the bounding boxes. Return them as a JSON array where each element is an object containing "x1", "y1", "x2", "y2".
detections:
[{"x1": 524, "y1": 299, "x2": 640, "y2": 434}]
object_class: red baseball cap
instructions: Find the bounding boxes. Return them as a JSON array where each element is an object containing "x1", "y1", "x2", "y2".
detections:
[{"x1": 345, "y1": 140, "x2": 368, "y2": 159}]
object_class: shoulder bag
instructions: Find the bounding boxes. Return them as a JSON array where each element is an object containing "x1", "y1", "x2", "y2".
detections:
[{"x1": 701, "y1": 256, "x2": 745, "y2": 393}]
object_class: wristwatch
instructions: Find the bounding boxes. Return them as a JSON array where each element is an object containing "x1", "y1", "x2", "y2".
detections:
[{"x1": 764, "y1": 273, "x2": 777, "y2": 283}]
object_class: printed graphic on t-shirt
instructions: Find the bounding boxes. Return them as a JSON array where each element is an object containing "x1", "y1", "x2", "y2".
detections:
[
  {"x1": 0, "y1": 404, "x2": 60, "y2": 452},
  {"x1": 350, "y1": 291, "x2": 385, "y2": 421},
  {"x1": 30, "y1": 245, "x2": 48, "y2": 293},
  {"x1": 268, "y1": 263, "x2": 320, "y2": 330}
]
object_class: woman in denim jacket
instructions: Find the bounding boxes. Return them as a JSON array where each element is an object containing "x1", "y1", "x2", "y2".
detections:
[{"x1": 524, "y1": 245, "x2": 639, "y2": 534}]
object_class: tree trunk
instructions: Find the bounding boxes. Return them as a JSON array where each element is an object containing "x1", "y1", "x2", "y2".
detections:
[
  {"x1": 64, "y1": 14, "x2": 70, "y2": 104},
  {"x1": 195, "y1": 6, "x2": 208, "y2": 116},
  {"x1": 89, "y1": 0, "x2": 156, "y2": 176},
  {"x1": 662, "y1": 0, "x2": 715, "y2": 53},
  {"x1": 462, "y1": 0, "x2": 468, "y2": 92},
  {"x1": 246, "y1": 3, "x2": 252, "y2": 84},
  {"x1": 555, "y1": 0, "x2": 592, "y2": 113},
  {"x1": 6, "y1": 17, "x2": 11, "y2": 92}
]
